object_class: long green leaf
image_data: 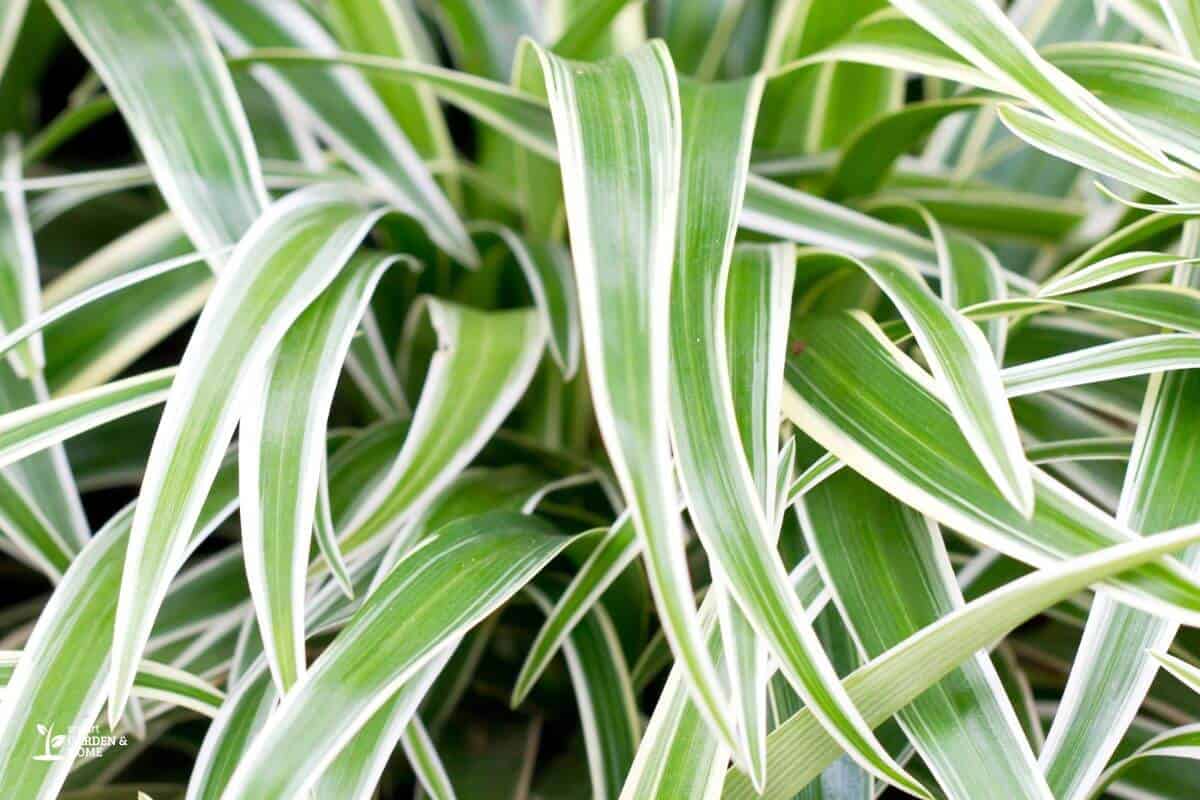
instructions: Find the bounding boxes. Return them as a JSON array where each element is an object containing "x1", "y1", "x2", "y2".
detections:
[
  {"x1": 799, "y1": 470, "x2": 1051, "y2": 799},
  {"x1": 109, "y1": 183, "x2": 383, "y2": 724},
  {"x1": 311, "y1": 651, "x2": 457, "y2": 800},
  {"x1": 723, "y1": 521, "x2": 1200, "y2": 799},
  {"x1": 885, "y1": 0, "x2": 1174, "y2": 174},
  {"x1": 859, "y1": 251, "x2": 1033, "y2": 513},
  {"x1": 782, "y1": 311, "x2": 1200, "y2": 619},
  {"x1": 47, "y1": 0, "x2": 267, "y2": 255},
  {"x1": 527, "y1": 579, "x2": 639, "y2": 799},
  {"x1": 670, "y1": 75, "x2": 925, "y2": 795},
  {"x1": 1002, "y1": 334, "x2": 1200, "y2": 397},
  {"x1": 720, "y1": 242, "x2": 796, "y2": 791},
  {"x1": 0, "y1": 462, "x2": 238, "y2": 800},
  {"x1": 202, "y1": 0, "x2": 474, "y2": 264},
  {"x1": 0, "y1": 135, "x2": 42, "y2": 376},
  {"x1": 535, "y1": 41, "x2": 739, "y2": 752},
  {"x1": 218, "y1": 511, "x2": 578, "y2": 799},
  {"x1": 240, "y1": 251, "x2": 405, "y2": 693},
  {"x1": 0, "y1": 367, "x2": 172, "y2": 469},
  {"x1": 335, "y1": 300, "x2": 545, "y2": 560}
]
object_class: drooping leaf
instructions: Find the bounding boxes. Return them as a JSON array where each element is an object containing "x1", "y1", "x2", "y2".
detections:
[{"x1": 217, "y1": 512, "x2": 580, "y2": 799}]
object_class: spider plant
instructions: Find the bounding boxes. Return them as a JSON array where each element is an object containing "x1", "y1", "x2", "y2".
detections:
[{"x1": 0, "y1": 0, "x2": 1199, "y2": 797}]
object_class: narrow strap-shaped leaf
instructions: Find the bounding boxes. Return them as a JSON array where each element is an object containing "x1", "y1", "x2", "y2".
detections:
[
  {"x1": 870, "y1": 200, "x2": 1009, "y2": 358},
  {"x1": 1152, "y1": 649, "x2": 1200, "y2": 695},
  {"x1": 826, "y1": 97, "x2": 988, "y2": 200},
  {"x1": 1026, "y1": 436, "x2": 1133, "y2": 464},
  {"x1": 886, "y1": 0, "x2": 1175, "y2": 176},
  {"x1": 726, "y1": 243, "x2": 795, "y2": 517},
  {"x1": 527, "y1": 579, "x2": 639, "y2": 799},
  {"x1": 326, "y1": 0, "x2": 459, "y2": 187},
  {"x1": 1040, "y1": 251, "x2": 1200, "y2": 296},
  {"x1": 968, "y1": 285, "x2": 1200, "y2": 333},
  {"x1": 313, "y1": 461, "x2": 353, "y2": 599},
  {"x1": 998, "y1": 103, "x2": 1200, "y2": 204},
  {"x1": 400, "y1": 716, "x2": 457, "y2": 800},
  {"x1": 787, "y1": 452, "x2": 844, "y2": 504},
  {"x1": 344, "y1": 307, "x2": 408, "y2": 418},
  {"x1": 0, "y1": 461, "x2": 238, "y2": 800},
  {"x1": 0, "y1": 136, "x2": 43, "y2": 376},
  {"x1": 38, "y1": 216, "x2": 207, "y2": 394},
  {"x1": 1002, "y1": 334, "x2": 1200, "y2": 397},
  {"x1": 47, "y1": 0, "x2": 267, "y2": 256},
  {"x1": 1086, "y1": 719, "x2": 1200, "y2": 799},
  {"x1": 336, "y1": 300, "x2": 546, "y2": 559},
  {"x1": 622, "y1": 556, "x2": 828, "y2": 799},
  {"x1": 0, "y1": 249, "x2": 216, "y2": 365},
  {"x1": 619, "y1": 593, "x2": 730, "y2": 800},
  {"x1": 218, "y1": 512, "x2": 578, "y2": 799},
  {"x1": 311, "y1": 647, "x2": 457, "y2": 800},
  {"x1": 0, "y1": 466, "x2": 73, "y2": 579},
  {"x1": 782, "y1": 311, "x2": 1200, "y2": 620},
  {"x1": 239, "y1": 251, "x2": 405, "y2": 693},
  {"x1": 798, "y1": 470, "x2": 1052, "y2": 800},
  {"x1": 1039, "y1": 256, "x2": 1200, "y2": 798},
  {"x1": 511, "y1": 516, "x2": 638, "y2": 704},
  {"x1": 202, "y1": 0, "x2": 475, "y2": 264},
  {"x1": 723, "y1": 521, "x2": 1200, "y2": 799},
  {"x1": 857, "y1": 251, "x2": 1033, "y2": 514},
  {"x1": 742, "y1": 173, "x2": 938, "y2": 276},
  {"x1": 185, "y1": 661, "x2": 277, "y2": 800},
  {"x1": 0, "y1": 368, "x2": 173, "y2": 469},
  {"x1": 720, "y1": 243, "x2": 795, "y2": 789},
  {"x1": 0, "y1": 652, "x2": 223, "y2": 722},
  {"x1": 130, "y1": 659, "x2": 224, "y2": 718},
  {"x1": 471, "y1": 223, "x2": 580, "y2": 378},
  {"x1": 109, "y1": 183, "x2": 383, "y2": 725},
  {"x1": 535, "y1": 41, "x2": 739, "y2": 751}
]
